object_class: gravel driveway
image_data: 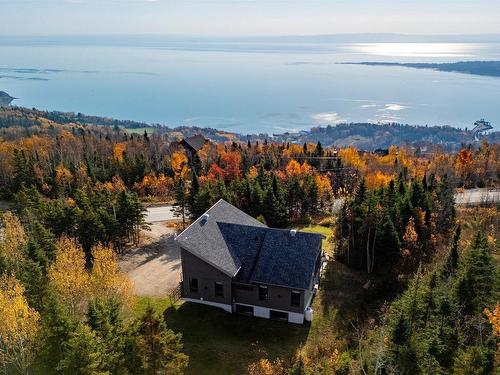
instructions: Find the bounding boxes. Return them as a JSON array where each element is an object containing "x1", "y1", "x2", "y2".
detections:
[{"x1": 119, "y1": 222, "x2": 181, "y2": 297}]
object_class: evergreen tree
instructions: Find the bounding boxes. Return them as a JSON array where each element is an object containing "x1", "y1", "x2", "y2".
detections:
[
  {"x1": 58, "y1": 323, "x2": 106, "y2": 375},
  {"x1": 132, "y1": 306, "x2": 188, "y2": 375},
  {"x1": 375, "y1": 214, "x2": 401, "y2": 273}
]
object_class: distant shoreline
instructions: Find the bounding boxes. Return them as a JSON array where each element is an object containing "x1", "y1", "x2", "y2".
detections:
[
  {"x1": 343, "y1": 61, "x2": 500, "y2": 78},
  {"x1": 0, "y1": 91, "x2": 15, "y2": 106}
]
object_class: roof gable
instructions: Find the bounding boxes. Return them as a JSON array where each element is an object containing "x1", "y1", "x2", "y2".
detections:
[
  {"x1": 175, "y1": 200, "x2": 266, "y2": 276},
  {"x1": 181, "y1": 134, "x2": 206, "y2": 152},
  {"x1": 176, "y1": 199, "x2": 323, "y2": 289}
]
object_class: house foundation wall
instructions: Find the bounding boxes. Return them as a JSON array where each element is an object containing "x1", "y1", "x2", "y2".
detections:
[{"x1": 183, "y1": 298, "x2": 232, "y2": 313}]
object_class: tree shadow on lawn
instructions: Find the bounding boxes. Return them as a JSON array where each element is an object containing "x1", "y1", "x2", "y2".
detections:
[
  {"x1": 316, "y1": 260, "x2": 401, "y2": 346},
  {"x1": 164, "y1": 303, "x2": 310, "y2": 375}
]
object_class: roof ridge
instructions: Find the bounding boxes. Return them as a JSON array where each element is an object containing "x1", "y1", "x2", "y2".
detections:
[
  {"x1": 175, "y1": 198, "x2": 226, "y2": 239},
  {"x1": 247, "y1": 230, "x2": 269, "y2": 284}
]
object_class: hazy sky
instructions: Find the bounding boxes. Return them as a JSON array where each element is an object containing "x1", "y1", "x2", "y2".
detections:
[{"x1": 1, "y1": 0, "x2": 499, "y2": 36}]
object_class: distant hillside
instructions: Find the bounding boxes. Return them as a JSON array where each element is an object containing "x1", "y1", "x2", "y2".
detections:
[
  {"x1": 0, "y1": 106, "x2": 497, "y2": 150},
  {"x1": 272, "y1": 123, "x2": 499, "y2": 150},
  {"x1": 348, "y1": 61, "x2": 500, "y2": 78}
]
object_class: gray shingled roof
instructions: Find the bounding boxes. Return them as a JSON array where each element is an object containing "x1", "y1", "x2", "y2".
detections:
[
  {"x1": 251, "y1": 230, "x2": 322, "y2": 289},
  {"x1": 182, "y1": 134, "x2": 206, "y2": 152},
  {"x1": 175, "y1": 199, "x2": 323, "y2": 289},
  {"x1": 175, "y1": 200, "x2": 267, "y2": 276}
]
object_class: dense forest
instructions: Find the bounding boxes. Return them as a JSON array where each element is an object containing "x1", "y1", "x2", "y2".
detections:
[
  {"x1": 0, "y1": 107, "x2": 498, "y2": 374},
  {"x1": 2, "y1": 106, "x2": 499, "y2": 150}
]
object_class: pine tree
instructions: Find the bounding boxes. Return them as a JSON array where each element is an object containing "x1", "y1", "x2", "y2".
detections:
[
  {"x1": 445, "y1": 225, "x2": 461, "y2": 277},
  {"x1": 456, "y1": 233, "x2": 494, "y2": 315},
  {"x1": 58, "y1": 323, "x2": 106, "y2": 374},
  {"x1": 375, "y1": 214, "x2": 401, "y2": 273},
  {"x1": 132, "y1": 306, "x2": 188, "y2": 375}
]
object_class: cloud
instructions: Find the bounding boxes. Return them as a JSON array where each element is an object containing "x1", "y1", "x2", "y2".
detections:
[
  {"x1": 312, "y1": 112, "x2": 346, "y2": 124},
  {"x1": 378, "y1": 103, "x2": 407, "y2": 112},
  {"x1": 360, "y1": 104, "x2": 377, "y2": 108}
]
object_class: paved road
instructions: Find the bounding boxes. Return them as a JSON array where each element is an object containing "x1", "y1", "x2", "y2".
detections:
[
  {"x1": 454, "y1": 188, "x2": 500, "y2": 205},
  {"x1": 144, "y1": 188, "x2": 499, "y2": 223},
  {"x1": 145, "y1": 205, "x2": 177, "y2": 223}
]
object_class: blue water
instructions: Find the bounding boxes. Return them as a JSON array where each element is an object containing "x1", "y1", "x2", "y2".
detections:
[{"x1": 1, "y1": 37, "x2": 500, "y2": 133}]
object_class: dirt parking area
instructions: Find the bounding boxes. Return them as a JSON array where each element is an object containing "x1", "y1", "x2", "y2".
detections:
[{"x1": 119, "y1": 222, "x2": 182, "y2": 297}]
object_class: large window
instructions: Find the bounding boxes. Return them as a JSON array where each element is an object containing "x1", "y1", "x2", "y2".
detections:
[
  {"x1": 189, "y1": 278, "x2": 198, "y2": 293},
  {"x1": 291, "y1": 290, "x2": 301, "y2": 307},
  {"x1": 215, "y1": 282, "x2": 224, "y2": 297},
  {"x1": 259, "y1": 285, "x2": 268, "y2": 301}
]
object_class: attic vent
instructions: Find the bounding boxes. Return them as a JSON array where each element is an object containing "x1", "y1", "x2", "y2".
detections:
[
  {"x1": 290, "y1": 229, "x2": 297, "y2": 237},
  {"x1": 202, "y1": 213, "x2": 210, "y2": 221}
]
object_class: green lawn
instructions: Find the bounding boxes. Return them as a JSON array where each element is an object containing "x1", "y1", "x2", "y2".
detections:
[
  {"x1": 135, "y1": 259, "x2": 381, "y2": 375},
  {"x1": 299, "y1": 224, "x2": 334, "y2": 255}
]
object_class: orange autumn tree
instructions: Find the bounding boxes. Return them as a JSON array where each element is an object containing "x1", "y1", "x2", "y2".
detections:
[
  {"x1": 285, "y1": 159, "x2": 301, "y2": 176},
  {"x1": 171, "y1": 151, "x2": 189, "y2": 178},
  {"x1": 222, "y1": 151, "x2": 242, "y2": 181},
  {"x1": 113, "y1": 142, "x2": 127, "y2": 162}
]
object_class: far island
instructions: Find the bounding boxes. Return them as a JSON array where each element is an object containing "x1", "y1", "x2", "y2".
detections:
[
  {"x1": 0, "y1": 91, "x2": 15, "y2": 106},
  {"x1": 344, "y1": 60, "x2": 500, "y2": 78}
]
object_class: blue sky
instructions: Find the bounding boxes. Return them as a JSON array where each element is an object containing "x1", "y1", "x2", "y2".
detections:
[{"x1": 1, "y1": 0, "x2": 499, "y2": 36}]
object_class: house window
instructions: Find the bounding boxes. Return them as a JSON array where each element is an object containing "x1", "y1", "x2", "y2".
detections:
[
  {"x1": 291, "y1": 290, "x2": 301, "y2": 307},
  {"x1": 215, "y1": 282, "x2": 224, "y2": 297},
  {"x1": 259, "y1": 285, "x2": 268, "y2": 301},
  {"x1": 189, "y1": 278, "x2": 198, "y2": 293},
  {"x1": 270, "y1": 310, "x2": 288, "y2": 321}
]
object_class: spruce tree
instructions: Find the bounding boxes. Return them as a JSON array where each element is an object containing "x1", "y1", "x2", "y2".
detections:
[{"x1": 132, "y1": 306, "x2": 188, "y2": 375}]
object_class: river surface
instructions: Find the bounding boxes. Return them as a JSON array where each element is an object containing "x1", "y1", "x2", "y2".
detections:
[{"x1": 1, "y1": 37, "x2": 500, "y2": 133}]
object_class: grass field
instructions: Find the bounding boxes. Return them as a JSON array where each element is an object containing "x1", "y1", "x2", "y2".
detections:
[
  {"x1": 135, "y1": 259, "x2": 379, "y2": 375},
  {"x1": 299, "y1": 224, "x2": 334, "y2": 255}
]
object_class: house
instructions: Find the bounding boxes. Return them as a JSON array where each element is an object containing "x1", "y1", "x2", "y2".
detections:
[
  {"x1": 179, "y1": 134, "x2": 207, "y2": 160},
  {"x1": 175, "y1": 199, "x2": 324, "y2": 324}
]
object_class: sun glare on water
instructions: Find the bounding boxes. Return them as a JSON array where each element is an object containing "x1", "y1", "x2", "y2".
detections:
[{"x1": 352, "y1": 43, "x2": 479, "y2": 58}]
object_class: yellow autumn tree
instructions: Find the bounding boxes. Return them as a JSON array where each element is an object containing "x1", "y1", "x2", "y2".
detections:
[
  {"x1": 171, "y1": 151, "x2": 189, "y2": 178},
  {"x1": 90, "y1": 245, "x2": 133, "y2": 310},
  {"x1": 286, "y1": 159, "x2": 301, "y2": 176},
  {"x1": 113, "y1": 142, "x2": 127, "y2": 162},
  {"x1": 315, "y1": 174, "x2": 333, "y2": 202},
  {"x1": 0, "y1": 211, "x2": 26, "y2": 271},
  {"x1": 247, "y1": 165, "x2": 258, "y2": 180},
  {"x1": 48, "y1": 237, "x2": 91, "y2": 316},
  {"x1": 0, "y1": 274, "x2": 40, "y2": 373},
  {"x1": 300, "y1": 162, "x2": 312, "y2": 175},
  {"x1": 400, "y1": 217, "x2": 421, "y2": 273},
  {"x1": 55, "y1": 163, "x2": 73, "y2": 193},
  {"x1": 49, "y1": 238, "x2": 132, "y2": 316},
  {"x1": 365, "y1": 171, "x2": 393, "y2": 189},
  {"x1": 484, "y1": 305, "x2": 500, "y2": 355},
  {"x1": 338, "y1": 146, "x2": 366, "y2": 172}
]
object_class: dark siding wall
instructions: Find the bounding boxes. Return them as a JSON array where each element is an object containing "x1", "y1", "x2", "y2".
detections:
[
  {"x1": 233, "y1": 283, "x2": 304, "y2": 314},
  {"x1": 181, "y1": 247, "x2": 232, "y2": 305}
]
